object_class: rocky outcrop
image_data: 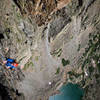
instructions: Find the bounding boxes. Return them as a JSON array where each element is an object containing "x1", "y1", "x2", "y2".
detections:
[
  {"x1": 13, "y1": 0, "x2": 71, "y2": 26},
  {"x1": 0, "y1": 0, "x2": 100, "y2": 100}
]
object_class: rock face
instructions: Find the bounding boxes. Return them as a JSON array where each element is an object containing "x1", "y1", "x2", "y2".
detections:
[
  {"x1": 0, "y1": 0, "x2": 100, "y2": 100},
  {"x1": 13, "y1": 0, "x2": 70, "y2": 26}
]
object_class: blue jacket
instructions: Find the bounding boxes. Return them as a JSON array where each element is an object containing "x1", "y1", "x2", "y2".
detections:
[
  {"x1": 6, "y1": 58, "x2": 15, "y2": 69},
  {"x1": 7, "y1": 58, "x2": 15, "y2": 63},
  {"x1": 6, "y1": 62, "x2": 16, "y2": 69}
]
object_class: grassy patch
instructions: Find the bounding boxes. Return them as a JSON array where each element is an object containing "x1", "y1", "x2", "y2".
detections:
[
  {"x1": 55, "y1": 67, "x2": 60, "y2": 74},
  {"x1": 81, "y1": 33, "x2": 100, "y2": 69},
  {"x1": 16, "y1": 36, "x2": 22, "y2": 43},
  {"x1": 23, "y1": 61, "x2": 34, "y2": 71},
  {"x1": 4, "y1": 28, "x2": 12, "y2": 37},
  {"x1": 68, "y1": 71, "x2": 81, "y2": 78},
  {"x1": 77, "y1": 44, "x2": 81, "y2": 51},
  {"x1": 12, "y1": 3, "x2": 22, "y2": 20},
  {"x1": 35, "y1": 56, "x2": 39, "y2": 61},
  {"x1": 70, "y1": 35, "x2": 73, "y2": 39},
  {"x1": 16, "y1": 12, "x2": 22, "y2": 20},
  {"x1": 51, "y1": 48, "x2": 62, "y2": 57},
  {"x1": 12, "y1": 4, "x2": 16, "y2": 8},
  {"x1": 62, "y1": 58, "x2": 70, "y2": 66},
  {"x1": 18, "y1": 56, "x2": 26, "y2": 63}
]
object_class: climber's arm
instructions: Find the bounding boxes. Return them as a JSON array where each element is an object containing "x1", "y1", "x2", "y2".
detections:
[
  {"x1": 6, "y1": 62, "x2": 15, "y2": 69},
  {"x1": 7, "y1": 58, "x2": 15, "y2": 63}
]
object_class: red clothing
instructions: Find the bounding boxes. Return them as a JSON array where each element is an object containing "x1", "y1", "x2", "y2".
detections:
[{"x1": 12, "y1": 63, "x2": 18, "y2": 67}]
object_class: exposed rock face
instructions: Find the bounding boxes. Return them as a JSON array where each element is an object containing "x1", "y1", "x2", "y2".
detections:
[
  {"x1": 0, "y1": 0, "x2": 100, "y2": 100},
  {"x1": 13, "y1": 0, "x2": 70, "y2": 26}
]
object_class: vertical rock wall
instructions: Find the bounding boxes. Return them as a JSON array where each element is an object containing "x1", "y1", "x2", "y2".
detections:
[{"x1": 0, "y1": 0, "x2": 100, "y2": 100}]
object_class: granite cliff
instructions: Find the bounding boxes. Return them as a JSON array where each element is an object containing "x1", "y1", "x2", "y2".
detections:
[{"x1": 0, "y1": 0, "x2": 100, "y2": 100}]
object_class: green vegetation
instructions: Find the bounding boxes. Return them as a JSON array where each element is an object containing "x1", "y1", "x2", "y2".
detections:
[
  {"x1": 12, "y1": 3, "x2": 22, "y2": 20},
  {"x1": 68, "y1": 71, "x2": 82, "y2": 78},
  {"x1": 81, "y1": 33, "x2": 100, "y2": 69},
  {"x1": 16, "y1": 37, "x2": 21, "y2": 43},
  {"x1": 78, "y1": 33, "x2": 100, "y2": 88},
  {"x1": 62, "y1": 58, "x2": 70, "y2": 66},
  {"x1": 35, "y1": 56, "x2": 39, "y2": 61},
  {"x1": 23, "y1": 61, "x2": 34, "y2": 71},
  {"x1": 97, "y1": 64, "x2": 100, "y2": 73},
  {"x1": 18, "y1": 56, "x2": 26, "y2": 63},
  {"x1": 69, "y1": 75, "x2": 74, "y2": 81},
  {"x1": 4, "y1": 28, "x2": 11, "y2": 37},
  {"x1": 88, "y1": 66, "x2": 94, "y2": 75},
  {"x1": 16, "y1": 12, "x2": 22, "y2": 20},
  {"x1": 55, "y1": 67, "x2": 60, "y2": 74},
  {"x1": 95, "y1": 74, "x2": 99, "y2": 79},
  {"x1": 77, "y1": 44, "x2": 81, "y2": 51},
  {"x1": 70, "y1": 35, "x2": 73, "y2": 39},
  {"x1": 83, "y1": 15, "x2": 89, "y2": 23},
  {"x1": 12, "y1": 4, "x2": 16, "y2": 8},
  {"x1": 51, "y1": 48, "x2": 62, "y2": 57}
]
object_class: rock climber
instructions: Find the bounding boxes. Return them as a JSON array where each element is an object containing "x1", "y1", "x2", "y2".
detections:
[
  {"x1": 3, "y1": 58, "x2": 18, "y2": 70},
  {"x1": 0, "y1": 47, "x2": 18, "y2": 70}
]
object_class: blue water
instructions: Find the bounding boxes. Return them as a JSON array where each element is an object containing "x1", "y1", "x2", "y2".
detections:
[{"x1": 49, "y1": 83, "x2": 84, "y2": 100}]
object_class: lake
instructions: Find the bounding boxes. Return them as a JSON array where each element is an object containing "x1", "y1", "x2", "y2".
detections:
[{"x1": 49, "y1": 83, "x2": 84, "y2": 100}]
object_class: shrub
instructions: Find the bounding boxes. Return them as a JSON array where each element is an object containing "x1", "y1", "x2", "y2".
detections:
[
  {"x1": 62, "y1": 58, "x2": 70, "y2": 66},
  {"x1": 55, "y1": 67, "x2": 60, "y2": 74}
]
